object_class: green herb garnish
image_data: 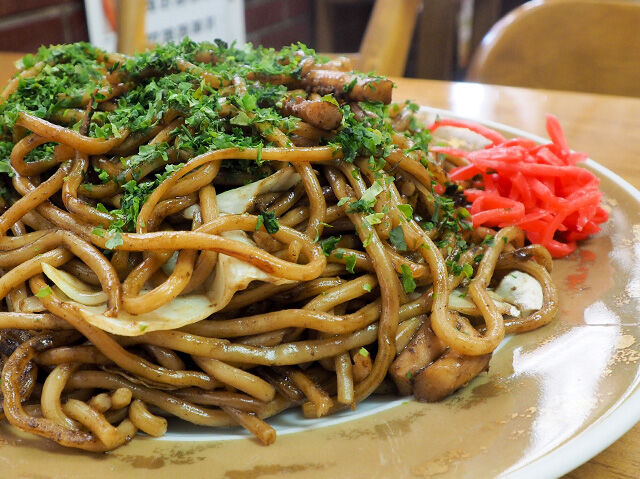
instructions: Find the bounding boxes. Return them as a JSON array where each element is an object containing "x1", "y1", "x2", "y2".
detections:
[
  {"x1": 400, "y1": 264, "x2": 416, "y2": 294},
  {"x1": 320, "y1": 236, "x2": 342, "y2": 257},
  {"x1": 257, "y1": 211, "x2": 279, "y2": 234},
  {"x1": 389, "y1": 226, "x2": 408, "y2": 252},
  {"x1": 35, "y1": 286, "x2": 53, "y2": 298},
  {"x1": 397, "y1": 203, "x2": 413, "y2": 220},
  {"x1": 345, "y1": 254, "x2": 357, "y2": 273}
]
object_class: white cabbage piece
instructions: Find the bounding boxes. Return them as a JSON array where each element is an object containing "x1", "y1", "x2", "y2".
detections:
[
  {"x1": 40, "y1": 168, "x2": 301, "y2": 336},
  {"x1": 72, "y1": 295, "x2": 217, "y2": 336},
  {"x1": 449, "y1": 288, "x2": 520, "y2": 317},
  {"x1": 42, "y1": 264, "x2": 218, "y2": 336},
  {"x1": 420, "y1": 109, "x2": 492, "y2": 151},
  {"x1": 432, "y1": 125, "x2": 492, "y2": 151},
  {"x1": 205, "y1": 166, "x2": 299, "y2": 305},
  {"x1": 216, "y1": 166, "x2": 300, "y2": 214},
  {"x1": 42, "y1": 263, "x2": 108, "y2": 306},
  {"x1": 494, "y1": 270, "x2": 543, "y2": 316},
  {"x1": 205, "y1": 230, "x2": 292, "y2": 309},
  {"x1": 181, "y1": 167, "x2": 300, "y2": 220}
]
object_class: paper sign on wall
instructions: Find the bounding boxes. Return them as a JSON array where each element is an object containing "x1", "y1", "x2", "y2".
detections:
[{"x1": 84, "y1": 0, "x2": 246, "y2": 52}]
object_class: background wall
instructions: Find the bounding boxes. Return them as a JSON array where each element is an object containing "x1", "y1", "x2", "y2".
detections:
[
  {"x1": 0, "y1": 0, "x2": 313, "y2": 53},
  {"x1": 244, "y1": 0, "x2": 312, "y2": 49},
  {"x1": 0, "y1": 1, "x2": 88, "y2": 52},
  {"x1": 0, "y1": 0, "x2": 526, "y2": 80}
]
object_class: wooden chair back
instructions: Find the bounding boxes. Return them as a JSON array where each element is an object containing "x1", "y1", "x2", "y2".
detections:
[
  {"x1": 415, "y1": 0, "x2": 504, "y2": 80},
  {"x1": 357, "y1": 0, "x2": 422, "y2": 76},
  {"x1": 116, "y1": 0, "x2": 148, "y2": 55},
  {"x1": 116, "y1": 0, "x2": 421, "y2": 77},
  {"x1": 466, "y1": 0, "x2": 640, "y2": 97}
]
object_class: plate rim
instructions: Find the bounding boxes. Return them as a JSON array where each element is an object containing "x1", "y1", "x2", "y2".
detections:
[
  {"x1": 424, "y1": 106, "x2": 640, "y2": 478},
  {"x1": 2, "y1": 108, "x2": 639, "y2": 479}
]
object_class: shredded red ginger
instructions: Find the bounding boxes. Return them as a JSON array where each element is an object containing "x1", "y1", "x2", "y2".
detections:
[{"x1": 432, "y1": 115, "x2": 608, "y2": 258}]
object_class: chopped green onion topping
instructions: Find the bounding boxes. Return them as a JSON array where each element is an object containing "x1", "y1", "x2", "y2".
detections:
[
  {"x1": 397, "y1": 204, "x2": 413, "y2": 220},
  {"x1": 400, "y1": 264, "x2": 416, "y2": 294},
  {"x1": 345, "y1": 254, "x2": 357, "y2": 273},
  {"x1": 35, "y1": 286, "x2": 53, "y2": 298},
  {"x1": 389, "y1": 226, "x2": 408, "y2": 252}
]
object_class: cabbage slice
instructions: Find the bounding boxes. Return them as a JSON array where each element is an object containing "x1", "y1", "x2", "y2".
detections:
[
  {"x1": 42, "y1": 263, "x2": 218, "y2": 335},
  {"x1": 447, "y1": 270, "x2": 544, "y2": 320},
  {"x1": 494, "y1": 270, "x2": 544, "y2": 315},
  {"x1": 216, "y1": 166, "x2": 299, "y2": 214},
  {"x1": 41, "y1": 167, "x2": 301, "y2": 336},
  {"x1": 448, "y1": 288, "x2": 520, "y2": 317},
  {"x1": 42, "y1": 263, "x2": 107, "y2": 306},
  {"x1": 205, "y1": 166, "x2": 298, "y2": 306},
  {"x1": 205, "y1": 230, "x2": 292, "y2": 310}
]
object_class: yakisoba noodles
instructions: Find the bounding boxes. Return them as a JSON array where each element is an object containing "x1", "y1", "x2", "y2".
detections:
[{"x1": 0, "y1": 40, "x2": 561, "y2": 450}]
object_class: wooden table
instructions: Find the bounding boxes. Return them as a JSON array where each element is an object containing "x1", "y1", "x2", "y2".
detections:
[
  {"x1": 0, "y1": 52, "x2": 639, "y2": 478},
  {"x1": 389, "y1": 79, "x2": 640, "y2": 479}
]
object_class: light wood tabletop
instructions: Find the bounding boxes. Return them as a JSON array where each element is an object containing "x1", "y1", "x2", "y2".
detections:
[{"x1": 0, "y1": 51, "x2": 638, "y2": 478}]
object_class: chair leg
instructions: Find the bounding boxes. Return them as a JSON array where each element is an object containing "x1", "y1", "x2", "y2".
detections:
[
  {"x1": 415, "y1": 0, "x2": 461, "y2": 79},
  {"x1": 471, "y1": 0, "x2": 503, "y2": 53},
  {"x1": 315, "y1": 1, "x2": 334, "y2": 53}
]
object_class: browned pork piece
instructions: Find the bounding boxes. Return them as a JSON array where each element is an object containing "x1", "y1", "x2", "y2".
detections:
[
  {"x1": 412, "y1": 316, "x2": 491, "y2": 402},
  {"x1": 411, "y1": 351, "x2": 491, "y2": 402},
  {"x1": 280, "y1": 96, "x2": 343, "y2": 130},
  {"x1": 317, "y1": 56, "x2": 354, "y2": 72},
  {"x1": 392, "y1": 314, "x2": 492, "y2": 402},
  {"x1": 389, "y1": 323, "x2": 447, "y2": 395},
  {"x1": 302, "y1": 70, "x2": 393, "y2": 104}
]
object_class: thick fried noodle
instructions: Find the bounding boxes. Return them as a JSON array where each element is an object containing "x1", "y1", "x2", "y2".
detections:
[{"x1": 0, "y1": 40, "x2": 560, "y2": 451}]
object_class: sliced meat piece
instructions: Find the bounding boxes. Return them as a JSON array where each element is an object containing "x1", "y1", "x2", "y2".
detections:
[
  {"x1": 352, "y1": 348, "x2": 372, "y2": 383},
  {"x1": 316, "y1": 56, "x2": 355, "y2": 72},
  {"x1": 389, "y1": 323, "x2": 446, "y2": 396},
  {"x1": 411, "y1": 313, "x2": 491, "y2": 402},
  {"x1": 281, "y1": 96, "x2": 343, "y2": 130},
  {"x1": 246, "y1": 72, "x2": 302, "y2": 88},
  {"x1": 411, "y1": 350, "x2": 491, "y2": 402},
  {"x1": 349, "y1": 102, "x2": 376, "y2": 122},
  {"x1": 0, "y1": 329, "x2": 33, "y2": 357},
  {"x1": 302, "y1": 70, "x2": 393, "y2": 104}
]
